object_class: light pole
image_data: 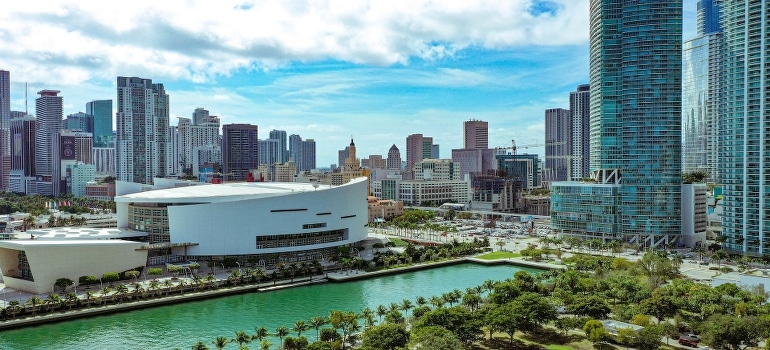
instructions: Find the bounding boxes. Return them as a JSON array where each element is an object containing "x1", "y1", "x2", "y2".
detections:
[{"x1": 235, "y1": 262, "x2": 241, "y2": 274}]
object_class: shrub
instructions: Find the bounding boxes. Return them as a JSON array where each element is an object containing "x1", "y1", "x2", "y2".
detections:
[{"x1": 102, "y1": 272, "x2": 120, "y2": 283}]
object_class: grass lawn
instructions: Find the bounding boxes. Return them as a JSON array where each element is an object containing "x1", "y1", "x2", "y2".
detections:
[
  {"x1": 388, "y1": 238, "x2": 409, "y2": 247},
  {"x1": 476, "y1": 251, "x2": 522, "y2": 260}
]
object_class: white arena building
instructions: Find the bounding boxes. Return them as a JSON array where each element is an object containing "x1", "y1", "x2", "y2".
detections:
[
  {"x1": 115, "y1": 177, "x2": 369, "y2": 267},
  {"x1": 0, "y1": 177, "x2": 369, "y2": 294}
]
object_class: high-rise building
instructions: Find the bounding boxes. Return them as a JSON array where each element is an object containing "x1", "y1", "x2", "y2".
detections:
[
  {"x1": 222, "y1": 124, "x2": 258, "y2": 182},
  {"x1": 269, "y1": 130, "x2": 288, "y2": 163},
  {"x1": 35, "y1": 90, "x2": 63, "y2": 194},
  {"x1": 8, "y1": 116, "x2": 35, "y2": 194},
  {"x1": 682, "y1": 0, "x2": 723, "y2": 183},
  {"x1": 192, "y1": 107, "x2": 209, "y2": 126},
  {"x1": 386, "y1": 144, "x2": 401, "y2": 171},
  {"x1": 64, "y1": 112, "x2": 91, "y2": 132},
  {"x1": 301, "y1": 138, "x2": 316, "y2": 172},
  {"x1": 463, "y1": 120, "x2": 488, "y2": 149},
  {"x1": 697, "y1": 0, "x2": 722, "y2": 35},
  {"x1": 176, "y1": 114, "x2": 220, "y2": 175},
  {"x1": 116, "y1": 77, "x2": 170, "y2": 184},
  {"x1": 569, "y1": 84, "x2": 591, "y2": 181},
  {"x1": 544, "y1": 108, "x2": 571, "y2": 183},
  {"x1": 552, "y1": 0, "x2": 683, "y2": 247},
  {"x1": 52, "y1": 130, "x2": 93, "y2": 196},
  {"x1": 0, "y1": 70, "x2": 11, "y2": 192},
  {"x1": 86, "y1": 100, "x2": 113, "y2": 148},
  {"x1": 0, "y1": 70, "x2": 9, "y2": 130},
  {"x1": 405, "y1": 134, "x2": 434, "y2": 180},
  {"x1": 720, "y1": 0, "x2": 769, "y2": 255}
]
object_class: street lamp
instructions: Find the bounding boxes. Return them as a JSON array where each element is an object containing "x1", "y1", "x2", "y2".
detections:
[{"x1": 235, "y1": 262, "x2": 241, "y2": 274}]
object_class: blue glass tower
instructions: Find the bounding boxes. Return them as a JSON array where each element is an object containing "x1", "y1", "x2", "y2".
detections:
[
  {"x1": 697, "y1": 0, "x2": 721, "y2": 35},
  {"x1": 86, "y1": 100, "x2": 113, "y2": 148},
  {"x1": 720, "y1": 0, "x2": 769, "y2": 255},
  {"x1": 583, "y1": 0, "x2": 683, "y2": 246}
]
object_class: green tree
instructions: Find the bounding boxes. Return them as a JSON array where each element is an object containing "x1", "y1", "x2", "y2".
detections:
[
  {"x1": 569, "y1": 295, "x2": 610, "y2": 319},
  {"x1": 309, "y1": 316, "x2": 328, "y2": 340},
  {"x1": 54, "y1": 277, "x2": 75, "y2": 292},
  {"x1": 253, "y1": 326, "x2": 269, "y2": 343},
  {"x1": 292, "y1": 320, "x2": 309, "y2": 337},
  {"x1": 414, "y1": 306, "x2": 482, "y2": 345},
  {"x1": 407, "y1": 326, "x2": 463, "y2": 350},
  {"x1": 360, "y1": 323, "x2": 409, "y2": 350},
  {"x1": 582, "y1": 319, "x2": 608, "y2": 343},
  {"x1": 701, "y1": 314, "x2": 770, "y2": 350}
]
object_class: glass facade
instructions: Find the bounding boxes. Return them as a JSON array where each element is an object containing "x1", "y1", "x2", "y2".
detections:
[
  {"x1": 558, "y1": 0, "x2": 683, "y2": 246},
  {"x1": 720, "y1": 0, "x2": 769, "y2": 255},
  {"x1": 682, "y1": 33, "x2": 723, "y2": 182},
  {"x1": 551, "y1": 183, "x2": 621, "y2": 239}
]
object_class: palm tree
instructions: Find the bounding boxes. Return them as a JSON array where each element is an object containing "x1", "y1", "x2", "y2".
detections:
[
  {"x1": 253, "y1": 326, "x2": 269, "y2": 343},
  {"x1": 100, "y1": 286, "x2": 112, "y2": 306},
  {"x1": 211, "y1": 336, "x2": 230, "y2": 350},
  {"x1": 26, "y1": 296, "x2": 43, "y2": 316},
  {"x1": 115, "y1": 284, "x2": 129, "y2": 302},
  {"x1": 292, "y1": 320, "x2": 309, "y2": 337},
  {"x1": 149, "y1": 279, "x2": 161, "y2": 297},
  {"x1": 162, "y1": 279, "x2": 174, "y2": 296},
  {"x1": 177, "y1": 279, "x2": 188, "y2": 295},
  {"x1": 429, "y1": 296, "x2": 444, "y2": 309},
  {"x1": 6, "y1": 300, "x2": 21, "y2": 318},
  {"x1": 259, "y1": 340, "x2": 272, "y2": 350},
  {"x1": 275, "y1": 325, "x2": 289, "y2": 349},
  {"x1": 45, "y1": 293, "x2": 63, "y2": 313},
  {"x1": 191, "y1": 341, "x2": 210, "y2": 350},
  {"x1": 400, "y1": 299, "x2": 413, "y2": 317},
  {"x1": 84, "y1": 289, "x2": 96, "y2": 307},
  {"x1": 232, "y1": 330, "x2": 252, "y2": 349},
  {"x1": 65, "y1": 292, "x2": 78, "y2": 310},
  {"x1": 415, "y1": 296, "x2": 427, "y2": 307},
  {"x1": 375, "y1": 305, "x2": 387, "y2": 322}
]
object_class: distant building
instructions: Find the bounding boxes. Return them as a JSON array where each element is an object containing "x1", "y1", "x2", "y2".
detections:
[
  {"x1": 386, "y1": 144, "x2": 402, "y2": 171},
  {"x1": 35, "y1": 90, "x2": 63, "y2": 194},
  {"x1": 368, "y1": 196, "x2": 404, "y2": 222},
  {"x1": 405, "y1": 134, "x2": 435, "y2": 180},
  {"x1": 463, "y1": 119, "x2": 488, "y2": 149},
  {"x1": 544, "y1": 108, "x2": 571, "y2": 184},
  {"x1": 8, "y1": 116, "x2": 35, "y2": 194},
  {"x1": 569, "y1": 84, "x2": 590, "y2": 181},
  {"x1": 116, "y1": 77, "x2": 170, "y2": 185},
  {"x1": 222, "y1": 124, "x2": 259, "y2": 182},
  {"x1": 86, "y1": 100, "x2": 113, "y2": 148}
]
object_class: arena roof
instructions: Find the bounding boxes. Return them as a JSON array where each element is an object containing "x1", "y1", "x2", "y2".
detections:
[{"x1": 116, "y1": 177, "x2": 367, "y2": 203}]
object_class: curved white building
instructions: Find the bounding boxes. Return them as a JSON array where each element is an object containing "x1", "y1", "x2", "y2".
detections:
[{"x1": 115, "y1": 177, "x2": 369, "y2": 266}]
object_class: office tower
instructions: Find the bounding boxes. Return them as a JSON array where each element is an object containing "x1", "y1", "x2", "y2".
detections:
[
  {"x1": 222, "y1": 124, "x2": 258, "y2": 181},
  {"x1": 258, "y1": 138, "x2": 280, "y2": 177},
  {"x1": 720, "y1": 0, "x2": 769, "y2": 255},
  {"x1": 192, "y1": 107, "x2": 209, "y2": 126},
  {"x1": 337, "y1": 146, "x2": 350, "y2": 171},
  {"x1": 544, "y1": 108, "x2": 571, "y2": 183},
  {"x1": 405, "y1": 134, "x2": 434, "y2": 180},
  {"x1": 65, "y1": 112, "x2": 91, "y2": 131},
  {"x1": 177, "y1": 114, "x2": 220, "y2": 175},
  {"x1": 682, "y1": 0, "x2": 723, "y2": 183},
  {"x1": 386, "y1": 144, "x2": 401, "y2": 171},
  {"x1": 34, "y1": 90, "x2": 63, "y2": 195},
  {"x1": 569, "y1": 84, "x2": 591, "y2": 181},
  {"x1": 116, "y1": 77, "x2": 170, "y2": 184},
  {"x1": 553, "y1": 0, "x2": 682, "y2": 246},
  {"x1": 0, "y1": 70, "x2": 10, "y2": 191},
  {"x1": 86, "y1": 100, "x2": 113, "y2": 148},
  {"x1": 8, "y1": 116, "x2": 35, "y2": 194},
  {"x1": 93, "y1": 147, "x2": 116, "y2": 176},
  {"x1": 463, "y1": 120, "x2": 488, "y2": 149},
  {"x1": 301, "y1": 139, "x2": 316, "y2": 172},
  {"x1": 697, "y1": 0, "x2": 722, "y2": 35},
  {"x1": 289, "y1": 135, "x2": 315, "y2": 174},
  {"x1": 269, "y1": 130, "x2": 288, "y2": 163},
  {"x1": 0, "y1": 70, "x2": 9, "y2": 129},
  {"x1": 361, "y1": 155, "x2": 386, "y2": 169},
  {"x1": 52, "y1": 131, "x2": 93, "y2": 196}
]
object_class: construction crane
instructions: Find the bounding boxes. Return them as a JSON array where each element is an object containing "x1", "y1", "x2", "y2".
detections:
[{"x1": 495, "y1": 139, "x2": 543, "y2": 156}]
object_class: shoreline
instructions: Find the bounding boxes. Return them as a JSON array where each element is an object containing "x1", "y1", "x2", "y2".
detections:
[{"x1": 0, "y1": 257, "x2": 554, "y2": 331}]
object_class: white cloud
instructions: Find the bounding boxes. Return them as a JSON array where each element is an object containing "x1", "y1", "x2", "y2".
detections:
[{"x1": 0, "y1": 0, "x2": 590, "y2": 86}]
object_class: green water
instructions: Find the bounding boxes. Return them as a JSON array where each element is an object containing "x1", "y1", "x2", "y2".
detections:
[{"x1": 0, "y1": 263, "x2": 540, "y2": 349}]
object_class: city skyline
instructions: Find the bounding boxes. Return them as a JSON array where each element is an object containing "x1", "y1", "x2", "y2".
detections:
[{"x1": 0, "y1": 1, "x2": 698, "y2": 167}]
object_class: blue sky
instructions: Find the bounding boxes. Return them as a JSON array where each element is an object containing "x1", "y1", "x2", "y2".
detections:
[{"x1": 1, "y1": 0, "x2": 697, "y2": 167}]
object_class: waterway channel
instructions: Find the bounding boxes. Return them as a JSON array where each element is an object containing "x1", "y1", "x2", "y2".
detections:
[{"x1": 0, "y1": 263, "x2": 542, "y2": 349}]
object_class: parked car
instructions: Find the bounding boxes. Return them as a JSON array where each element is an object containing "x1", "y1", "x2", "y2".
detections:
[{"x1": 679, "y1": 336, "x2": 699, "y2": 348}]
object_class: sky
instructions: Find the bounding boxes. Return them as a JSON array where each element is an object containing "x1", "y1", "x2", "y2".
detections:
[{"x1": 1, "y1": 0, "x2": 697, "y2": 168}]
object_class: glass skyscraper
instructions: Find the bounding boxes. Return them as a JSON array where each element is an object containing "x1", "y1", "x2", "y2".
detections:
[
  {"x1": 553, "y1": 0, "x2": 683, "y2": 247},
  {"x1": 720, "y1": 0, "x2": 769, "y2": 255},
  {"x1": 86, "y1": 100, "x2": 113, "y2": 148}
]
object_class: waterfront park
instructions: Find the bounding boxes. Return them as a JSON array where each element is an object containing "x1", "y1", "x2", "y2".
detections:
[{"x1": 0, "y1": 208, "x2": 769, "y2": 349}]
